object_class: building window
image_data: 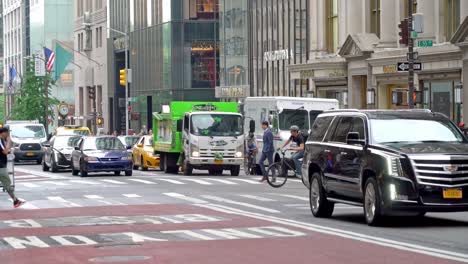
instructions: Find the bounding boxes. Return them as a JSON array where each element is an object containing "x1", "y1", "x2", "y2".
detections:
[
  {"x1": 370, "y1": 0, "x2": 380, "y2": 37},
  {"x1": 445, "y1": 0, "x2": 460, "y2": 40},
  {"x1": 95, "y1": 27, "x2": 103, "y2": 48},
  {"x1": 191, "y1": 41, "x2": 219, "y2": 88},
  {"x1": 326, "y1": 0, "x2": 338, "y2": 53},
  {"x1": 189, "y1": 0, "x2": 219, "y2": 20},
  {"x1": 86, "y1": 0, "x2": 93, "y2": 12},
  {"x1": 96, "y1": 0, "x2": 103, "y2": 10}
]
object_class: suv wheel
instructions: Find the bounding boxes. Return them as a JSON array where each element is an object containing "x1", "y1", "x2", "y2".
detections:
[
  {"x1": 364, "y1": 178, "x2": 384, "y2": 226},
  {"x1": 309, "y1": 172, "x2": 334, "y2": 218}
]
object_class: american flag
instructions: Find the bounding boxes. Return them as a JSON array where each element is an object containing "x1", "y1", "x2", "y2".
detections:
[{"x1": 44, "y1": 47, "x2": 55, "y2": 72}]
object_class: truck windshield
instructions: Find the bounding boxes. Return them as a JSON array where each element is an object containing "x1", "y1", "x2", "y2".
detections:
[
  {"x1": 10, "y1": 125, "x2": 46, "y2": 139},
  {"x1": 279, "y1": 109, "x2": 309, "y2": 130},
  {"x1": 371, "y1": 119, "x2": 465, "y2": 144},
  {"x1": 190, "y1": 114, "x2": 243, "y2": 137}
]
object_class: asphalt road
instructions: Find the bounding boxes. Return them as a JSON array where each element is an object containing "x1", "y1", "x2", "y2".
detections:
[{"x1": 0, "y1": 163, "x2": 467, "y2": 264}]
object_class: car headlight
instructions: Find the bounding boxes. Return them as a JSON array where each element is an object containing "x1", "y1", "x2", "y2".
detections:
[
  {"x1": 12, "y1": 142, "x2": 20, "y2": 148},
  {"x1": 191, "y1": 145, "x2": 200, "y2": 157},
  {"x1": 84, "y1": 156, "x2": 98, "y2": 162},
  {"x1": 386, "y1": 156, "x2": 403, "y2": 177}
]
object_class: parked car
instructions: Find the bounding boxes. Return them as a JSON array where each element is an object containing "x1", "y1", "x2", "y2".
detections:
[
  {"x1": 7, "y1": 121, "x2": 47, "y2": 164},
  {"x1": 42, "y1": 135, "x2": 82, "y2": 172},
  {"x1": 71, "y1": 136, "x2": 133, "y2": 177},
  {"x1": 118, "y1": 135, "x2": 140, "y2": 151},
  {"x1": 132, "y1": 135, "x2": 160, "y2": 170},
  {"x1": 302, "y1": 109, "x2": 468, "y2": 226}
]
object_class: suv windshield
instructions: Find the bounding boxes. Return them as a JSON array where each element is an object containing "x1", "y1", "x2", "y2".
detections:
[
  {"x1": 83, "y1": 137, "x2": 125, "y2": 151},
  {"x1": 371, "y1": 119, "x2": 464, "y2": 144},
  {"x1": 190, "y1": 114, "x2": 243, "y2": 136},
  {"x1": 10, "y1": 125, "x2": 46, "y2": 138},
  {"x1": 279, "y1": 109, "x2": 309, "y2": 130}
]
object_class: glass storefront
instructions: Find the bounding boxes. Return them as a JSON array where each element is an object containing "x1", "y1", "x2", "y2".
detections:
[
  {"x1": 249, "y1": 0, "x2": 309, "y2": 97},
  {"x1": 423, "y1": 80, "x2": 463, "y2": 124}
]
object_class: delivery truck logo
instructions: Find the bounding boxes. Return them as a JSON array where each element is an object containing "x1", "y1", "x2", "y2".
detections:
[
  {"x1": 210, "y1": 140, "x2": 228, "y2": 147},
  {"x1": 193, "y1": 104, "x2": 217, "y2": 111}
]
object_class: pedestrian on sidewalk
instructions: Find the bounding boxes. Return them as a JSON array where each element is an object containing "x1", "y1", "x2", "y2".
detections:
[
  {"x1": 0, "y1": 127, "x2": 25, "y2": 208},
  {"x1": 259, "y1": 121, "x2": 274, "y2": 182}
]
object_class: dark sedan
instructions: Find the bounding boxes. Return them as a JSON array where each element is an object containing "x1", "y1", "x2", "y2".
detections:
[
  {"x1": 71, "y1": 136, "x2": 133, "y2": 177},
  {"x1": 42, "y1": 135, "x2": 82, "y2": 172}
]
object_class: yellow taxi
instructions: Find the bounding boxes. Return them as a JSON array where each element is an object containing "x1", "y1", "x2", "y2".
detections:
[
  {"x1": 55, "y1": 125, "x2": 92, "y2": 136},
  {"x1": 132, "y1": 135, "x2": 160, "y2": 170}
]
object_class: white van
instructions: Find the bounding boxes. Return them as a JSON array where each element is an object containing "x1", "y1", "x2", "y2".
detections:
[
  {"x1": 6, "y1": 121, "x2": 47, "y2": 164},
  {"x1": 243, "y1": 97, "x2": 339, "y2": 162}
]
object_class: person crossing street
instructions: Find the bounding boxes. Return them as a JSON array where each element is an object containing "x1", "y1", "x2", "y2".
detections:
[
  {"x1": 0, "y1": 127, "x2": 25, "y2": 208},
  {"x1": 259, "y1": 121, "x2": 274, "y2": 182}
]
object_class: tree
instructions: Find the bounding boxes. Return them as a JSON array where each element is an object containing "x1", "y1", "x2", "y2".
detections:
[{"x1": 12, "y1": 59, "x2": 59, "y2": 127}]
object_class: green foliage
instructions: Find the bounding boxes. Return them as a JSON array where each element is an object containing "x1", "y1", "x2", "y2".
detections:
[{"x1": 12, "y1": 60, "x2": 59, "y2": 126}]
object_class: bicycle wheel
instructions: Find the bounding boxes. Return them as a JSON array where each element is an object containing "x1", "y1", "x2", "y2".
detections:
[
  {"x1": 243, "y1": 156, "x2": 251, "y2": 175},
  {"x1": 266, "y1": 163, "x2": 287, "y2": 188}
]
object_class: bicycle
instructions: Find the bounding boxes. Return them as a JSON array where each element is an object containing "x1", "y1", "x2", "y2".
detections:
[
  {"x1": 244, "y1": 149, "x2": 257, "y2": 175},
  {"x1": 266, "y1": 149, "x2": 299, "y2": 188}
]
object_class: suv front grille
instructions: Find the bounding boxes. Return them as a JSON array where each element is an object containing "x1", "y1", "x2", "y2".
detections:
[
  {"x1": 410, "y1": 155, "x2": 468, "y2": 187},
  {"x1": 19, "y1": 143, "x2": 42, "y2": 151}
]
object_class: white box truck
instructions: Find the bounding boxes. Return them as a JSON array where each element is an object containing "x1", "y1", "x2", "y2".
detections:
[{"x1": 243, "y1": 97, "x2": 339, "y2": 165}]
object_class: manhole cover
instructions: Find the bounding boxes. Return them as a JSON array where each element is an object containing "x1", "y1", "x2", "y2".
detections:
[{"x1": 89, "y1": 256, "x2": 152, "y2": 262}]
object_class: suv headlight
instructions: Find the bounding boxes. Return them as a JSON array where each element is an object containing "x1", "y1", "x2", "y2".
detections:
[
  {"x1": 191, "y1": 145, "x2": 200, "y2": 157},
  {"x1": 386, "y1": 156, "x2": 403, "y2": 177}
]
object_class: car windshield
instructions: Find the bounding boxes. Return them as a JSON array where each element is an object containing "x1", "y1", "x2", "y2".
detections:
[
  {"x1": 58, "y1": 129, "x2": 89, "y2": 136},
  {"x1": 54, "y1": 136, "x2": 81, "y2": 148},
  {"x1": 279, "y1": 109, "x2": 309, "y2": 130},
  {"x1": 125, "y1": 137, "x2": 140, "y2": 146},
  {"x1": 190, "y1": 114, "x2": 243, "y2": 136},
  {"x1": 10, "y1": 124, "x2": 46, "y2": 138},
  {"x1": 371, "y1": 119, "x2": 465, "y2": 144},
  {"x1": 83, "y1": 137, "x2": 125, "y2": 151}
]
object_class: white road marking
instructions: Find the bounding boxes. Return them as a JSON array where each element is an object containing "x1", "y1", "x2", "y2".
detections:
[
  {"x1": 43, "y1": 181, "x2": 69, "y2": 186},
  {"x1": 155, "y1": 179, "x2": 185, "y2": 185},
  {"x1": 199, "y1": 203, "x2": 468, "y2": 264},
  {"x1": 123, "y1": 194, "x2": 141, "y2": 198},
  {"x1": 20, "y1": 183, "x2": 40, "y2": 188},
  {"x1": 47, "y1": 197, "x2": 82, "y2": 207},
  {"x1": 15, "y1": 175, "x2": 39, "y2": 179},
  {"x1": 164, "y1": 193, "x2": 208, "y2": 204},
  {"x1": 230, "y1": 178, "x2": 261, "y2": 185},
  {"x1": 201, "y1": 195, "x2": 280, "y2": 214},
  {"x1": 203, "y1": 178, "x2": 238, "y2": 185},
  {"x1": 8, "y1": 199, "x2": 39, "y2": 209},
  {"x1": 284, "y1": 203, "x2": 307, "y2": 207},
  {"x1": 182, "y1": 179, "x2": 213, "y2": 185},
  {"x1": 84, "y1": 195, "x2": 104, "y2": 199},
  {"x1": 100, "y1": 179, "x2": 127, "y2": 185},
  {"x1": 127, "y1": 179, "x2": 157, "y2": 184},
  {"x1": 278, "y1": 194, "x2": 308, "y2": 201},
  {"x1": 239, "y1": 194, "x2": 276, "y2": 202},
  {"x1": 70, "y1": 180, "x2": 100, "y2": 185},
  {"x1": 15, "y1": 168, "x2": 66, "y2": 179}
]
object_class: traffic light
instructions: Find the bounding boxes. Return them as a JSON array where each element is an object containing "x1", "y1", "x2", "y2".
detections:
[
  {"x1": 97, "y1": 117, "x2": 104, "y2": 126},
  {"x1": 88, "y1": 87, "x2": 96, "y2": 100},
  {"x1": 398, "y1": 19, "x2": 409, "y2": 46},
  {"x1": 119, "y1": 69, "x2": 127, "y2": 86}
]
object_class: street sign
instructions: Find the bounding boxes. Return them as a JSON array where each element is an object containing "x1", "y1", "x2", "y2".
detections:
[
  {"x1": 407, "y1": 52, "x2": 419, "y2": 61},
  {"x1": 418, "y1": 40, "x2": 433, "y2": 47},
  {"x1": 34, "y1": 55, "x2": 46, "y2": 77},
  {"x1": 397, "y1": 62, "x2": 422, "y2": 72}
]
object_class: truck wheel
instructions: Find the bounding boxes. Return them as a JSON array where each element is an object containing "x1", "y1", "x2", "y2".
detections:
[
  {"x1": 230, "y1": 165, "x2": 240, "y2": 176},
  {"x1": 183, "y1": 161, "x2": 193, "y2": 176}
]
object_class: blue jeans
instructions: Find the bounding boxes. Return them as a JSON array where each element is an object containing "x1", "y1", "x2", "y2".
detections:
[
  {"x1": 292, "y1": 151, "x2": 304, "y2": 176},
  {"x1": 259, "y1": 151, "x2": 274, "y2": 176}
]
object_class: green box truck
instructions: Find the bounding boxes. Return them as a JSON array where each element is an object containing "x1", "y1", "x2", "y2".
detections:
[{"x1": 153, "y1": 102, "x2": 244, "y2": 176}]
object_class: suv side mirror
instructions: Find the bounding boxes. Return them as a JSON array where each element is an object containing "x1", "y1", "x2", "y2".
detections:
[
  {"x1": 346, "y1": 132, "x2": 365, "y2": 146},
  {"x1": 74, "y1": 146, "x2": 80, "y2": 151}
]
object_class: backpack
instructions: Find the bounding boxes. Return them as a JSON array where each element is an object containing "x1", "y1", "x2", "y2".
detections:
[{"x1": 300, "y1": 130, "x2": 309, "y2": 143}]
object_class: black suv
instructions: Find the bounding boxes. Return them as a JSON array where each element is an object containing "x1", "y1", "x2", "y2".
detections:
[{"x1": 302, "y1": 109, "x2": 468, "y2": 225}]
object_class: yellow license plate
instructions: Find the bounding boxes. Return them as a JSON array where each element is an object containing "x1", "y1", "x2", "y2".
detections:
[
  {"x1": 26, "y1": 152, "x2": 34, "y2": 156},
  {"x1": 214, "y1": 160, "x2": 223, "y2": 165},
  {"x1": 443, "y1": 189, "x2": 463, "y2": 199}
]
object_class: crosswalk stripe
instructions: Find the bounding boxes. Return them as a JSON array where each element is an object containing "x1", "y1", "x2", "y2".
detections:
[
  {"x1": 44, "y1": 181, "x2": 69, "y2": 186},
  {"x1": 70, "y1": 180, "x2": 100, "y2": 185},
  {"x1": 164, "y1": 192, "x2": 208, "y2": 204},
  {"x1": 201, "y1": 195, "x2": 280, "y2": 213},
  {"x1": 155, "y1": 179, "x2": 185, "y2": 185},
  {"x1": 47, "y1": 197, "x2": 82, "y2": 207},
  {"x1": 100, "y1": 179, "x2": 127, "y2": 185},
  {"x1": 239, "y1": 194, "x2": 276, "y2": 202},
  {"x1": 202, "y1": 178, "x2": 238, "y2": 185},
  {"x1": 21, "y1": 183, "x2": 40, "y2": 188},
  {"x1": 127, "y1": 179, "x2": 157, "y2": 184},
  {"x1": 182, "y1": 179, "x2": 213, "y2": 185},
  {"x1": 84, "y1": 195, "x2": 104, "y2": 199},
  {"x1": 278, "y1": 194, "x2": 308, "y2": 201},
  {"x1": 15, "y1": 175, "x2": 39, "y2": 179},
  {"x1": 123, "y1": 194, "x2": 141, "y2": 198},
  {"x1": 230, "y1": 178, "x2": 261, "y2": 185},
  {"x1": 8, "y1": 199, "x2": 39, "y2": 209}
]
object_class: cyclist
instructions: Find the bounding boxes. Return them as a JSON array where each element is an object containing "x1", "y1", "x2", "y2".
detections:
[
  {"x1": 280, "y1": 125, "x2": 305, "y2": 178},
  {"x1": 246, "y1": 132, "x2": 258, "y2": 154}
]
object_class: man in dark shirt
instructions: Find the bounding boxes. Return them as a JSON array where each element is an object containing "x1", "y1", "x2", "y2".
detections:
[
  {"x1": 0, "y1": 127, "x2": 25, "y2": 208},
  {"x1": 281, "y1": 125, "x2": 305, "y2": 178}
]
